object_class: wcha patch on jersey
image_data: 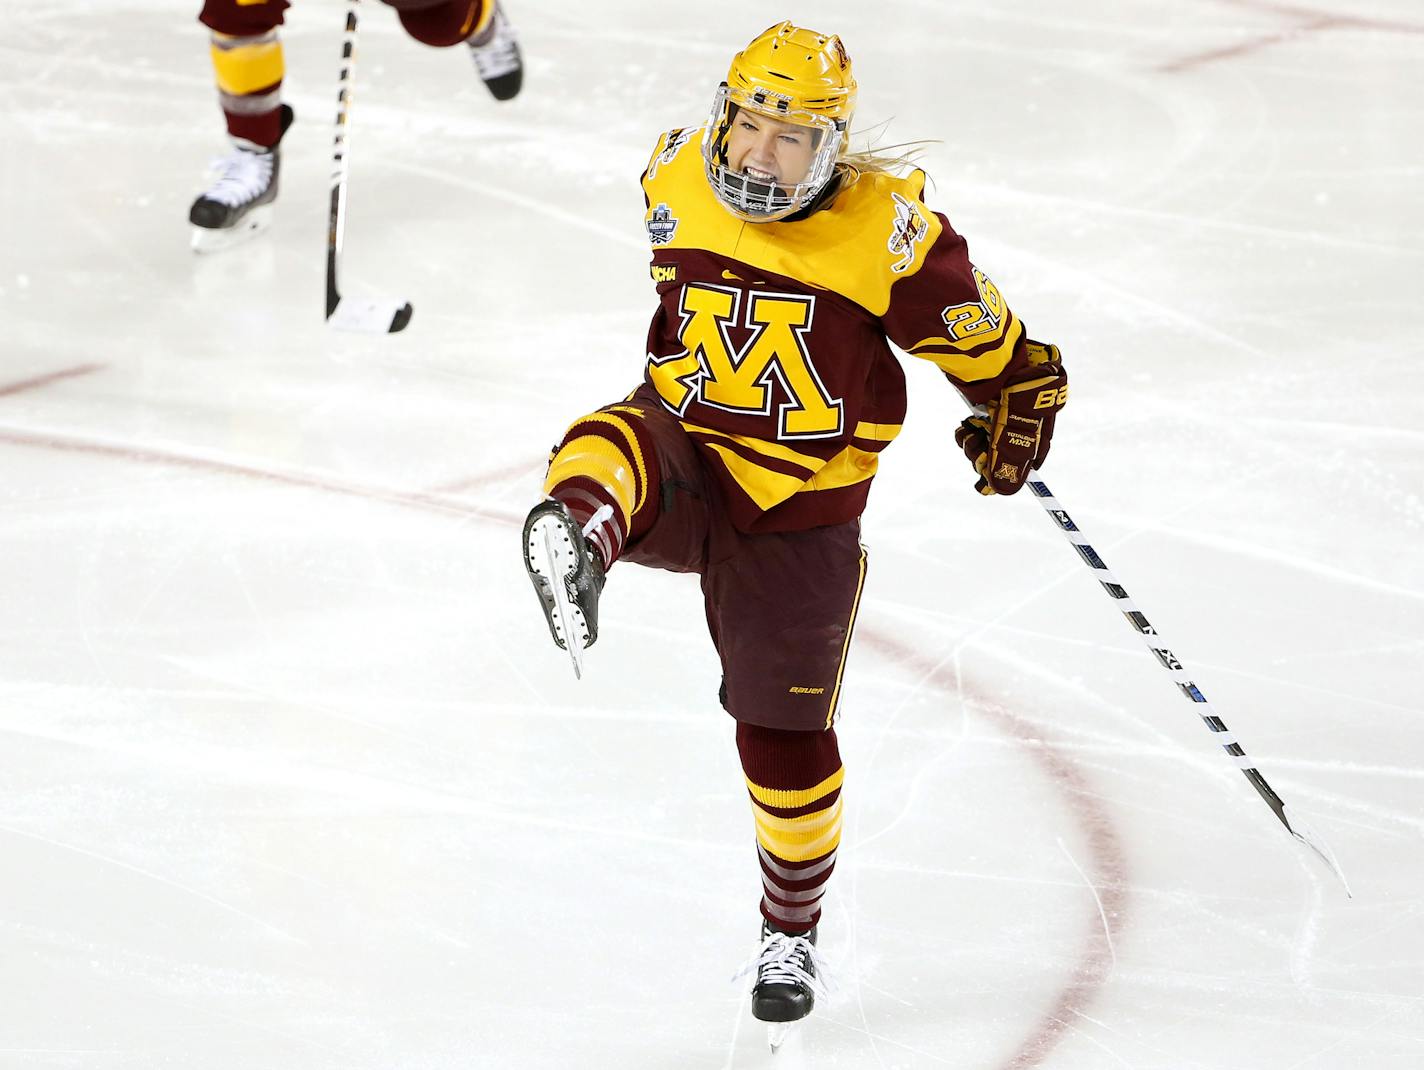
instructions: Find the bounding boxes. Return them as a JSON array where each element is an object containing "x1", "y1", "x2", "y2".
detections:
[
  {"x1": 647, "y1": 203, "x2": 679, "y2": 245},
  {"x1": 650, "y1": 263, "x2": 678, "y2": 283},
  {"x1": 887, "y1": 191, "x2": 929, "y2": 274}
]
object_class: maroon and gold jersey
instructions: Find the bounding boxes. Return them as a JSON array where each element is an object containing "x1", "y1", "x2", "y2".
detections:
[{"x1": 640, "y1": 125, "x2": 1037, "y2": 533}]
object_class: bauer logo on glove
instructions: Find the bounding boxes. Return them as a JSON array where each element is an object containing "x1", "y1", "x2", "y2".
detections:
[{"x1": 954, "y1": 338, "x2": 1068, "y2": 496}]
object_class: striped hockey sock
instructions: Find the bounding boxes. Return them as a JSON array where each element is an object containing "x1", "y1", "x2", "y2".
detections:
[
  {"x1": 542, "y1": 406, "x2": 657, "y2": 571},
  {"x1": 736, "y1": 722, "x2": 844, "y2": 934},
  {"x1": 209, "y1": 29, "x2": 285, "y2": 147}
]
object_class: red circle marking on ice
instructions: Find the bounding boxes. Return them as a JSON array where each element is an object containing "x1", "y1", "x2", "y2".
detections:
[{"x1": 857, "y1": 630, "x2": 1130, "y2": 1070}]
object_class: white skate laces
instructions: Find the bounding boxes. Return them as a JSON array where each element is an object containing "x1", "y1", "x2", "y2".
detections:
[
  {"x1": 580, "y1": 504, "x2": 614, "y2": 539},
  {"x1": 201, "y1": 146, "x2": 274, "y2": 208},
  {"x1": 733, "y1": 929, "x2": 829, "y2": 996},
  {"x1": 469, "y1": 6, "x2": 520, "y2": 80}
]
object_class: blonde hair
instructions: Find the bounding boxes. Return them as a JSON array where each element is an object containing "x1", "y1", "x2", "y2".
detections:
[
  {"x1": 834, "y1": 133, "x2": 938, "y2": 192},
  {"x1": 841, "y1": 143, "x2": 928, "y2": 175}
]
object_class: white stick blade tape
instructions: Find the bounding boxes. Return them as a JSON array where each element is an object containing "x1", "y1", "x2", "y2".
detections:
[{"x1": 328, "y1": 297, "x2": 412, "y2": 333}]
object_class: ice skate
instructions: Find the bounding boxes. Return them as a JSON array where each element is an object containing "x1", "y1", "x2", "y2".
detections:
[
  {"x1": 522, "y1": 499, "x2": 605, "y2": 678},
  {"x1": 189, "y1": 104, "x2": 294, "y2": 253},
  {"x1": 740, "y1": 920, "x2": 824, "y2": 1052},
  {"x1": 468, "y1": 3, "x2": 522, "y2": 101}
]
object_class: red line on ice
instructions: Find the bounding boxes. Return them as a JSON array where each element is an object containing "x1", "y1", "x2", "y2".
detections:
[
  {"x1": 1161, "y1": 1, "x2": 1424, "y2": 72},
  {"x1": 0, "y1": 363, "x2": 105, "y2": 398},
  {"x1": 424, "y1": 456, "x2": 544, "y2": 496},
  {"x1": 856, "y1": 631, "x2": 1130, "y2": 1070},
  {"x1": 0, "y1": 427, "x2": 525, "y2": 526},
  {"x1": 1213, "y1": 0, "x2": 1424, "y2": 32}
]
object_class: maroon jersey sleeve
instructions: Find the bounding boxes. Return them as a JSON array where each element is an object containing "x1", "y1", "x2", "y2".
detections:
[{"x1": 881, "y1": 208, "x2": 1035, "y2": 406}]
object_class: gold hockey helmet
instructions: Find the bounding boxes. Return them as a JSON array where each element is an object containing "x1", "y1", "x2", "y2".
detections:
[{"x1": 704, "y1": 22, "x2": 857, "y2": 222}]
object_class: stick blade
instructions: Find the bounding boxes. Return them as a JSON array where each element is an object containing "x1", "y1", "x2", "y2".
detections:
[
  {"x1": 1281, "y1": 804, "x2": 1352, "y2": 897},
  {"x1": 327, "y1": 296, "x2": 413, "y2": 333}
]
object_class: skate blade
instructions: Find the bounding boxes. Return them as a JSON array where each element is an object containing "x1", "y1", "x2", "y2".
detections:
[
  {"x1": 525, "y1": 514, "x2": 588, "y2": 679},
  {"x1": 190, "y1": 205, "x2": 272, "y2": 254},
  {"x1": 767, "y1": 1021, "x2": 796, "y2": 1053}
]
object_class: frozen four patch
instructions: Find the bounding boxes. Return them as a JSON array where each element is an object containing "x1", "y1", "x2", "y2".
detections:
[{"x1": 647, "y1": 203, "x2": 679, "y2": 245}]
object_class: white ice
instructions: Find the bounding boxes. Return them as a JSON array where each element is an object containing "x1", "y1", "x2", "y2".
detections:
[{"x1": 3, "y1": 0, "x2": 1423, "y2": 1067}]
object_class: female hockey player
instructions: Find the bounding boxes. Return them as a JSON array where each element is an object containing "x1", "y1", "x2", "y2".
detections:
[
  {"x1": 189, "y1": 0, "x2": 522, "y2": 251},
  {"x1": 521, "y1": 21, "x2": 1068, "y2": 1043}
]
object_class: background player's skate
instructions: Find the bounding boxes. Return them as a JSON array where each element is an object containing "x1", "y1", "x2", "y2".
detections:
[
  {"x1": 189, "y1": 104, "x2": 294, "y2": 253},
  {"x1": 467, "y1": 1, "x2": 522, "y2": 100}
]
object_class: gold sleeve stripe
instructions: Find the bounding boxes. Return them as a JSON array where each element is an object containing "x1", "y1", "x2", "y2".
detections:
[
  {"x1": 825, "y1": 543, "x2": 868, "y2": 726},
  {"x1": 702, "y1": 442, "x2": 804, "y2": 511},
  {"x1": 852, "y1": 421, "x2": 901, "y2": 442},
  {"x1": 542, "y1": 435, "x2": 638, "y2": 524},
  {"x1": 914, "y1": 318, "x2": 1025, "y2": 384},
  {"x1": 751, "y1": 797, "x2": 844, "y2": 862},
  {"x1": 746, "y1": 766, "x2": 845, "y2": 809},
  {"x1": 579, "y1": 413, "x2": 649, "y2": 515},
  {"x1": 680, "y1": 421, "x2": 822, "y2": 472},
  {"x1": 908, "y1": 336, "x2": 956, "y2": 352},
  {"x1": 209, "y1": 37, "x2": 284, "y2": 96}
]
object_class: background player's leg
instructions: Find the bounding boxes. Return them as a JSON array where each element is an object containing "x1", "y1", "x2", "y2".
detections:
[
  {"x1": 386, "y1": 0, "x2": 523, "y2": 100},
  {"x1": 191, "y1": 0, "x2": 293, "y2": 250}
]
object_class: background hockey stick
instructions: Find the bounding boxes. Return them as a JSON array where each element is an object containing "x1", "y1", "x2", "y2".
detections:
[
  {"x1": 326, "y1": 0, "x2": 413, "y2": 333},
  {"x1": 1022, "y1": 469, "x2": 1352, "y2": 895}
]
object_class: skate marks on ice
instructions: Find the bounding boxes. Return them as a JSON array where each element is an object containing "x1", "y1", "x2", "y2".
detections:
[{"x1": 843, "y1": 630, "x2": 1130, "y2": 1070}]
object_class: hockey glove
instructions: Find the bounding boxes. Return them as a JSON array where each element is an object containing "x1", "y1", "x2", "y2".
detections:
[{"x1": 954, "y1": 340, "x2": 1067, "y2": 496}]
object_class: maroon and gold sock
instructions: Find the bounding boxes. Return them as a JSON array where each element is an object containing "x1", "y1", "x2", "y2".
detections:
[
  {"x1": 736, "y1": 722, "x2": 844, "y2": 934},
  {"x1": 541, "y1": 405, "x2": 658, "y2": 571},
  {"x1": 208, "y1": 29, "x2": 285, "y2": 148}
]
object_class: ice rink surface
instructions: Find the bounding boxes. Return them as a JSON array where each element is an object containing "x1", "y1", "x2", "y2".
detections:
[{"x1": 3, "y1": 0, "x2": 1423, "y2": 1066}]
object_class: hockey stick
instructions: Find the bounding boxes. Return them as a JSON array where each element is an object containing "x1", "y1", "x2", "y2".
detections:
[
  {"x1": 326, "y1": 0, "x2": 414, "y2": 333},
  {"x1": 1022, "y1": 471, "x2": 1351, "y2": 895}
]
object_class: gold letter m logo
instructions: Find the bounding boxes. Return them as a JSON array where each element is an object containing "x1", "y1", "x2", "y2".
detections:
[{"x1": 648, "y1": 283, "x2": 843, "y2": 439}]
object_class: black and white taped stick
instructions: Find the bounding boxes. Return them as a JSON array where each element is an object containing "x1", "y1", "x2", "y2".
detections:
[
  {"x1": 326, "y1": 0, "x2": 413, "y2": 333},
  {"x1": 1025, "y1": 473, "x2": 1351, "y2": 896}
]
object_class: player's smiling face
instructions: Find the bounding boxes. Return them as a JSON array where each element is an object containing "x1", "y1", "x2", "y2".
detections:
[{"x1": 725, "y1": 108, "x2": 818, "y2": 188}]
